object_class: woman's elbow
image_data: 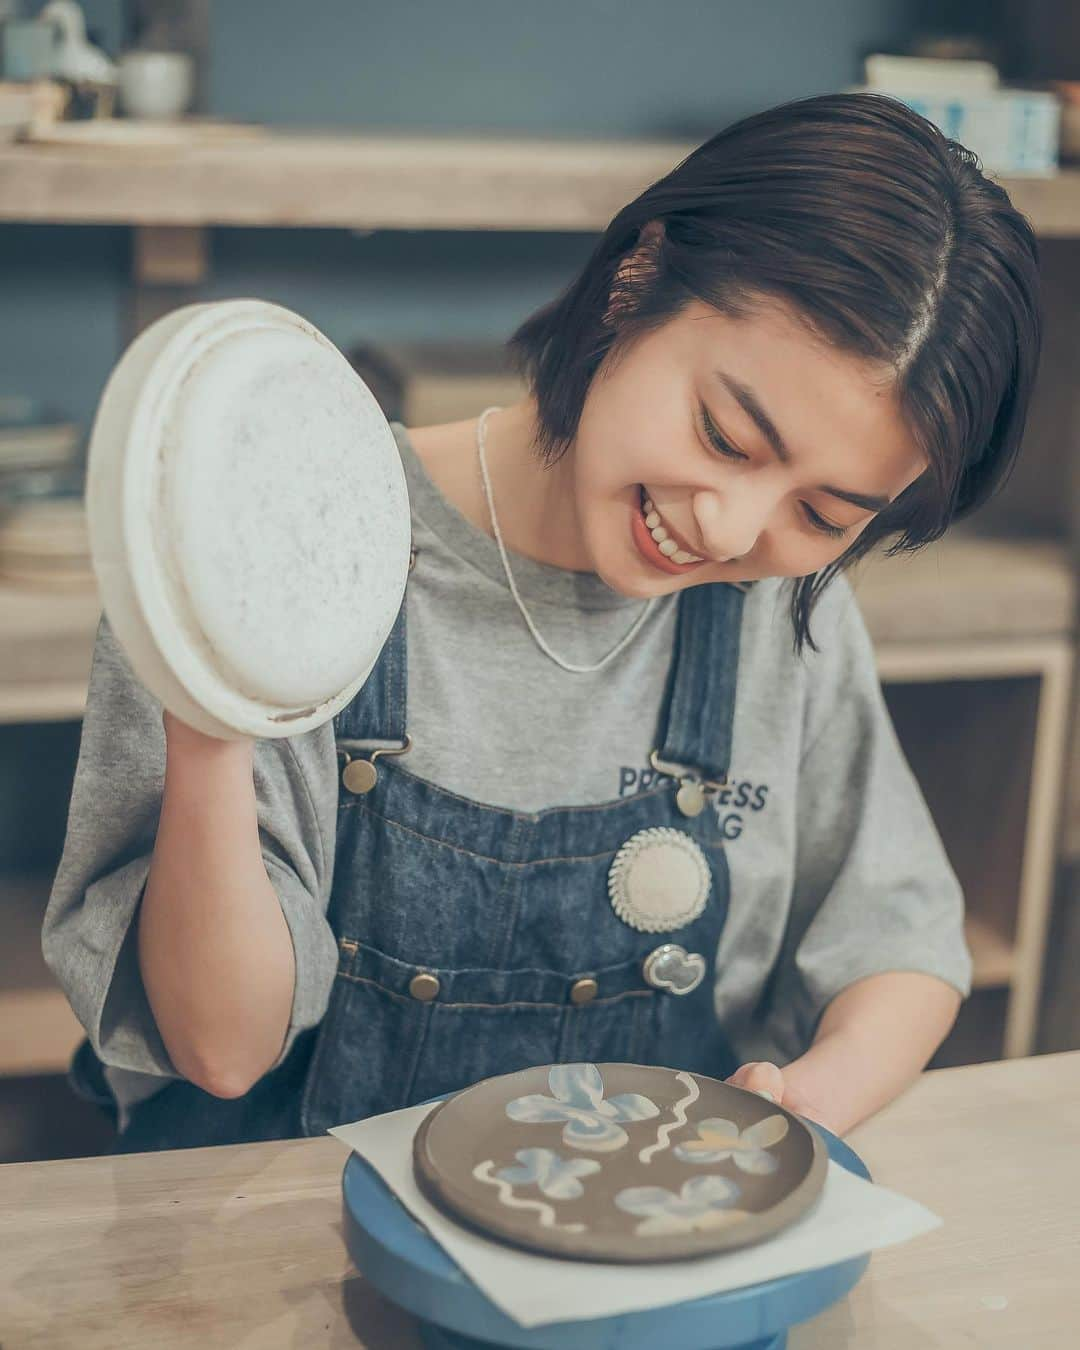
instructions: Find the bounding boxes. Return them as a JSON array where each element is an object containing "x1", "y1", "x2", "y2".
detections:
[
  {"x1": 175, "y1": 1048, "x2": 269, "y2": 1101},
  {"x1": 199, "y1": 1068, "x2": 258, "y2": 1100}
]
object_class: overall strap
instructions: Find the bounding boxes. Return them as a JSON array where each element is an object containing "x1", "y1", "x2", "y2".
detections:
[
  {"x1": 333, "y1": 588, "x2": 409, "y2": 746},
  {"x1": 653, "y1": 582, "x2": 746, "y2": 786},
  {"x1": 335, "y1": 571, "x2": 746, "y2": 784}
]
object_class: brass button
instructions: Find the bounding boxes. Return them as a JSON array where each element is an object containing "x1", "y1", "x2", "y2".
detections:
[
  {"x1": 569, "y1": 977, "x2": 598, "y2": 1006},
  {"x1": 342, "y1": 758, "x2": 378, "y2": 794},
  {"x1": 409, "y1": 972, "x2": 441, "y2": 1002}
]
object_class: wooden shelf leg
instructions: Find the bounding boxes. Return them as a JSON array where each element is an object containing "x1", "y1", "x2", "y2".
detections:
[
  {"x1": 129, "y1": 224, "x2": 211, "y2": 337},
  {"x1": 1006, "y1": 645, "x2": 1075, "y2": 1057}
]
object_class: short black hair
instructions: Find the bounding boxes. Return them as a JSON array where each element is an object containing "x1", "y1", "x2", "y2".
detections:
[{"x1": 507, "y1": 93, "x2": 1042, "y2": 650}]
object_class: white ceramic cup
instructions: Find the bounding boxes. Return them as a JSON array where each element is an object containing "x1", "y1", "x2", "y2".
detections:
[{"x1": 117, "y1": 50, "x2": 194, "y2": 120}]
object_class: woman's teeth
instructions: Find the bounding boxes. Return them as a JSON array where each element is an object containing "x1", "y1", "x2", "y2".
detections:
[{"x1": 642, "y1": 493, "x2": 704, "y2": 564}]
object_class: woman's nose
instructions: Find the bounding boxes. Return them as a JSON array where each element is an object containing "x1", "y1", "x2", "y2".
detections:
[{"x1": 693, "y1": 485, "x2": 771, "y2": 562}]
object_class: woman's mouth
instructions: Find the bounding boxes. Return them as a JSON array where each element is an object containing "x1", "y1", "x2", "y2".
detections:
[{"x1": 630, "y1": 486, "x2": 709, "y2": 575}]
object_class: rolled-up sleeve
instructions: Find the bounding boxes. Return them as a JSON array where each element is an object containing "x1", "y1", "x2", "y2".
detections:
[
  {"x1": 776, "y1": 580, "x2": 973, "y2": 1051},
  {"x1": 42, "y1": 617, "x2": 341, "y2": 1083}
]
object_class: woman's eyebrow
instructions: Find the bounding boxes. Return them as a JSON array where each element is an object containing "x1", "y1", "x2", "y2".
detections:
[
  {"x1": 823, "y1": 483, "x2": 891, "y2": 511},
  {"x1": 715, "y1": 370, "x2": 791, "y2": 462},
  {"x1": 713, "y1": 369, "x2": 891, "y2": 512}
]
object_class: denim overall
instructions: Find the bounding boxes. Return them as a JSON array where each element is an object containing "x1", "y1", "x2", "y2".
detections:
[{"x1": 108, "y1": 572, "x2": 745, "y2": 1151}]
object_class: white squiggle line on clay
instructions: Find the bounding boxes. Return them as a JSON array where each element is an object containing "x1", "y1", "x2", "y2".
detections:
[
  {"x1": 638, "y1": 1072, "x2": 700, "y2": 1164},
  {"x1": 472, "y1": 1161, "x2": 586, "y2": 1232}
]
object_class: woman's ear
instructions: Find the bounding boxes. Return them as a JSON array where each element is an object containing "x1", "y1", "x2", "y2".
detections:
[{"x1": 603, "y1": 219, "x2": 666, "y2": 327}]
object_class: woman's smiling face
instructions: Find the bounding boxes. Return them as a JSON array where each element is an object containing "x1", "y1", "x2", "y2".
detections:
[{"x1": 570, "y1": 297, "x2": 929, "y2": 598}]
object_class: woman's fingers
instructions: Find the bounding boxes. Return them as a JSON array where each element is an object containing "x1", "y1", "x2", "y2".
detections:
[{"x1": 725, "y1": 1060, "x2": 785, "y2": 1105}]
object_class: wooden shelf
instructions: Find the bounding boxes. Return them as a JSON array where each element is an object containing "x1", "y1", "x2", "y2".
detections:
[
  {"x1": 0, "y1": 986, "x2": 83, "y2": 1076},
  {"x1": 0, "y1": 879, "x2": 1036, "y2": 1079},
  {"x1": 1, "y1": 131, "x2": 1079, "y2": 235},
  {"x1": 0, "y1": 874, "x2": 83, "y2": 1076},
  {"x1": 965, "y1": 914, "x2": 1016, "y2": 989},
  {"x1": 0, "y1": 892, "x2": 1035, "y2": 1079},
  {"x1": 0, "y1": 131, "x2": 686, "y2": 232},
  {"x1": 879, "y1": 629, "x2": 1073, "y2": 1058},
  {"x1": 0, "y1": 535, "x2": 1071, "y2": 1070},
  {"x1": 0, "y1": 581, "x2": 99, "y2": 725},
  {"x1": 0, "y1": 681, "x2": 90, "y2": 724},
  {"x1": 0, "y1": 534, "x2": 1073, "y2": 722},
  {"x1": 854, "y1": 533, "x2": 1075, "y2": 653}
]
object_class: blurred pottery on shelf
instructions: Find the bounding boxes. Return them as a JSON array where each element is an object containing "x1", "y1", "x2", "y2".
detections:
[
  {"x1": 37, "y1": 1, "x2": 116, "y2": 85},
  {"x1": 0, "y1": 421, "x2": 81, "y2": 474},
  {"x1": 117, "y1": 49, "x2": 193, "y2": 121},
  {"x1": 0, "y1": 79, "x2": 69, "y2": 139}
]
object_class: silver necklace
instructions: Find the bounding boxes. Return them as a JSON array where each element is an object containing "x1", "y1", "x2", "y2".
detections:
[{"x1": 476, "y1": 405, "x2": 658, "y2": 674}]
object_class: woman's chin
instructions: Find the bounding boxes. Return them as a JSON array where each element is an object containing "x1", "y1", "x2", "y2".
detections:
[
  {"x1": 596, "y1": 559, "x2": 684, "y2": 599},
  {"x1": 607, "y1": 577, "x2": 662, "y2": 599}
]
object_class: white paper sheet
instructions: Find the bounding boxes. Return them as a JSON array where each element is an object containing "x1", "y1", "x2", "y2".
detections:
[{"x1": 330, "y1": 1103, "x2": 941, "y2": 1330}]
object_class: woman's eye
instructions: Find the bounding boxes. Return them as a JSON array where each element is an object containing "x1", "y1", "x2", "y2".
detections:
[
  {"x1": 700, "y1": 403, "x2": 850, "y2": 540},
  {"x1": 700, "y1": 405, "x2": 747, "y2": 461},
  {"x1": 802, "y1": 504, "x2": 849, "y2": 539}
]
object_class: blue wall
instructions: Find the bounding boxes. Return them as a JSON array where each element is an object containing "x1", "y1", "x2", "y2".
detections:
[
  {"x1": 2, "y1": 0, "x2": 914, "y2": 436},
  {"x1": 209, "y1": 0, "x2": 908, "y2": 137},
  {"x1": 0, "y1": 225, "x2": 126, "y2": 425}
]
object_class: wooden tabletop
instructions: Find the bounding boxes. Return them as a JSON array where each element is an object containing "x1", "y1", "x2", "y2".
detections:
[{"x1": 1, "y1": 1052, "x2": 1076, "y2": 1349}]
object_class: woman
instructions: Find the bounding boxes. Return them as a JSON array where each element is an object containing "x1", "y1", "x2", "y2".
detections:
[{"x1": 45, "y1": 93, "x2": 1041, "y2": 1150}]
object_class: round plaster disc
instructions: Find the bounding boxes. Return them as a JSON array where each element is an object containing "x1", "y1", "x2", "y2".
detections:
[
  {"x1": 413, "y1": 1062, "x2": 827, "y2": 1264},
  {"x1": 87, "y1": 300, "x2": 411, "y2": 739}
]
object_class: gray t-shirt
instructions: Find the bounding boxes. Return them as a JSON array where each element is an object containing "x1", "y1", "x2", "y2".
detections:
[{"x1": 43, "y1": 421, "x2": 972, "y2": 1118}]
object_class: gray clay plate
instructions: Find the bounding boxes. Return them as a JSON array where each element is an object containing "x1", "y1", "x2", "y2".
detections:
[{"x1": 412, "y1": 1061, "x2": 828, "y2": 1263}]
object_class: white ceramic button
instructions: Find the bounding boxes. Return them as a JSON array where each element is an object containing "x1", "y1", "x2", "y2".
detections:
[
  {"x1": 607, "y1": 826, "x2": 711, "y2": 933},
  {"x1": 642, "y1": 943, "x2": 707, "y2": 996}
]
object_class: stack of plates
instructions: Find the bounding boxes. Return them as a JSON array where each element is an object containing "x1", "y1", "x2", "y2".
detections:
[
  {"x1": 0, "y1": 421, "x2": 81, "y2": 474},
  {"x1": 0, "y1": 497, "x2": 93, "y2": 588}
]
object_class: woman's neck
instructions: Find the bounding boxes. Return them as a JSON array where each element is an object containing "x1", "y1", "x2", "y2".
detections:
[{"x1": 409, "y1": 398, "x2": 592, "y2": 573}]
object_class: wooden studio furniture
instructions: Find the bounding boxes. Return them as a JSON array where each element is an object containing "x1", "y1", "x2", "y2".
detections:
[
  {"x1": 0, "y1": 1050, "x2": 1075, "y2": 1348},
  {"x1": 0, "y1": 131, "x2": 1076, "y2": 1086}
]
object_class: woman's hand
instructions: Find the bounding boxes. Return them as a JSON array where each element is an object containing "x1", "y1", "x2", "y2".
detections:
[
  {"x1": 725, "y1": 1060, "x2": 836, "y2": 1132},
  {"x1": 163, "y1": 707, "x2": 250, "y2": 754},
  {"x1": 724, "y1": 973, "x2": 962, "y2": 1137}
]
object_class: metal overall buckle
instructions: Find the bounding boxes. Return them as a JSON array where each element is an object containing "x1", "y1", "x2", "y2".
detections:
[
  {"x1": 338, "y1": 734, "x2": 413, "y2": 795},
  {"x1": 648, "y1": 749, "x2": 727, "y2": 819}
]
